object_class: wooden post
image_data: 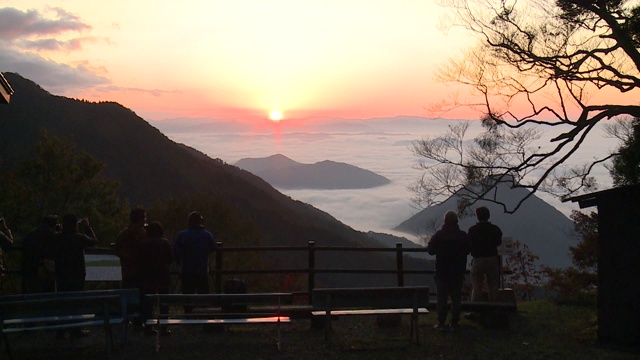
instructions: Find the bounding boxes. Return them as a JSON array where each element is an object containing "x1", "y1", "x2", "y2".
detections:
[
  {"x1": 308, "y1": 241, "x2": 315, "y2": 305},
  {"x1": 215, "y1": 242, "x2": 223, "y2": 294},
  {"x1": 396, "y1": 243, "x2": 404, "y2": 287}
]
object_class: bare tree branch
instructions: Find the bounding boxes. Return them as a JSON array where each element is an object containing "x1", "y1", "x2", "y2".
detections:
[{"x1": 416, "y1": 0, "x2": 640, "y2": 213}]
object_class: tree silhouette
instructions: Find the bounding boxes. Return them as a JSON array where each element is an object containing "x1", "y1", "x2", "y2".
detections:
[
  {"x1": 544, "y1": 210, "x2": 598, "y2": 304},
  {"x1": 608, "y1": 117, "x2": 640, "y2": 185},
  {"x1": 2, "y1": 129, "x2": 127, "y2": 241},
  {"x1": 412, "y1": 0, "x2": 640, "y2": 213}
]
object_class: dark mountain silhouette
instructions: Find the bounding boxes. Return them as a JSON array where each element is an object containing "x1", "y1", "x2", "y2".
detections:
[
  {"x1": 394, "y1": 179, "x2": 577, "y2": 268},
  {"x1": 235, "y1": 154, "x2": 391, "y2": 189},
  {"x1": 0, "y1": 72, "x2": 432, "y2": 287}
]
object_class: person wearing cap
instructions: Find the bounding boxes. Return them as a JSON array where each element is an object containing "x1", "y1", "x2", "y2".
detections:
[
  {"x1": 173, "y1": 211, "x2": 217, "y2": 312},
  {"x1": 21, "y1": 215, "x2": 59, "y2": 293},
  {"x1": 426, "y1": 210, "x2": 470, "y2": 332}
]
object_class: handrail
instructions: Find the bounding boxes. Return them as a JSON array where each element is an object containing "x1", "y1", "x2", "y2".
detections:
[{"x1": 2, "y1": 241, "x2": 434, "y2": 301}]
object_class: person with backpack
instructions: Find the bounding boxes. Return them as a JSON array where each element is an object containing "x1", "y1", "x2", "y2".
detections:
[
  {"x1": 426, "y1": 211, "x2": 470, "y2": 332},
  {"x1": 173, "y1": 211, "x2": 217, "y2": 313}
]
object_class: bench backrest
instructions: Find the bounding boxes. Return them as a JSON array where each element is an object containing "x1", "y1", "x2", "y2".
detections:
[
  {"x1": 149, "y1": 293, "x2": 293, "y2": 307},
  {"x1": 312, "y1": 286, "x2": 430, "y2": 310},
  {"x1": 0, "y1": 289, "x2": 140, "y2": 321}
]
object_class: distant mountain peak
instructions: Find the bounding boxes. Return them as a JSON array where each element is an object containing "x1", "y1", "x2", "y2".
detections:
[
  {"x1": 235, "y1": 154, "x2": 391, "y2": 190},
  {"x1": 395, "y1": 181, "x2": 576, "y2": 268}
]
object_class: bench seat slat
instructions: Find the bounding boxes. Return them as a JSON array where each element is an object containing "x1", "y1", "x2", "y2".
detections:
[
  {"x1": 311, "y1": 286, "x2": 430, "y2": 343},
  {"x1": 146, "y1": 292, "x2": 293, "y2": 352},
  {"x1": 311, "y1": 308, "x2": 428, "y2": 316},
  {"x1": 3, "y1": 314, "x2": 96, "y2": 325},
  {"x1": 146, "y1": 316, "x2": 290, "y2": 326},
  {"x1": 3, "y1": 317, "x2": 127, "y2": 333}
]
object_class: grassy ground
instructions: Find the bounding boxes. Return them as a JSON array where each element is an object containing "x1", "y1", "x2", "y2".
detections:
[{"x1": 4, "y1": 301, "x2": 638, "y2": 360}]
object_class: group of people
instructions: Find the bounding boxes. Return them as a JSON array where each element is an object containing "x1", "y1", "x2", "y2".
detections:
[
  {"x1": 10, "y1": 208, "x2": 217, "y2": 337},
  {"x1": 19, "y1": 214, "x2": 98, "y2": 297},
  {"x1": 426, "y1": 206, "x2": 503, "y2": 332},
  {"x1": 115, "y1": 208, "x2": 217, "y2": 336},
  {"x1": 9, "y1": 205, "x2": 499, "y2": 336},
  {"x1": 14, "y1": 214, "x2": 98, "y2": 337}
]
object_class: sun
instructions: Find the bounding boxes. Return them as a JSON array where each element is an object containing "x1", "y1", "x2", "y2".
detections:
[{"x1": 269, "y1": 110, "x2": 283, "y2": 122}]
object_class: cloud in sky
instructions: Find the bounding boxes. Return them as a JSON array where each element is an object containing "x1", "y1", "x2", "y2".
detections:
[
  {"x1": 0, "y1": 49, "x2": 109, "y2": 93},
  {"x1": 0, "y1": 6, "x2": 174, "y2": 102},
  {"x1": 0, "y1": 7, "x2": 109, "y2": 94},
  {"x1": 0, "y1": 7, "x2": 90, "y2": 40}
]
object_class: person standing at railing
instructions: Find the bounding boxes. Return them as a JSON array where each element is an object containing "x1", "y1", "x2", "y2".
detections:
[
  {"x1": 21, "y1": 215, "x2": 59, "y2": 294},
  {"x1": 138, "y1": 221, "x2": 173, "y2": 336},
  {"x1": 54, "y1": 214, "x2": 97, "y2": 338},
  {"x1": 115, "y1": 208, "x2": 147, "y2": 290},
  {"x1": 115, "y1": 207, "x2": 147, "y2": 330},
  {"x1": 468, "y1": 206, "x2": 503, "y2": 303},
  {"x1": 426, "y1": 210, "x2": 470, "y2": 332},
  {"x1": 173, "y1": 211, "x2": 217, "y2": 313}
]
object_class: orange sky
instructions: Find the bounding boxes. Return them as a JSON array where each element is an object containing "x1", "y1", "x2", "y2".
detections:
[{"x1": 0, "y1": 1, "x2": 481, "y2": 122}]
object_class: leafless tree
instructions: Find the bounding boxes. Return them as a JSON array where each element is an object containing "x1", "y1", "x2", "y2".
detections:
[{"x1": 413, "y1": 0, "x2": 640, "y2": 213}]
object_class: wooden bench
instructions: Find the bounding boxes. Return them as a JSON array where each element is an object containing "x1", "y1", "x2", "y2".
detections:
[
  {"x1": 0, "y1": 288, "x2": 140, "y2": 358},
  {"x1": 145, "y1": 293, "x2": 293, "y2": 352},
  {"x1": 311, "y1": 286, "x2": 430, "y2": 343}
]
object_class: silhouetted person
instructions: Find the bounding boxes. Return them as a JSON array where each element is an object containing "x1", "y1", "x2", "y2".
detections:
[
  {"x1": 115, "y1": 208, "x2": 147, "y2": 289},
  {"x1": 138, "y1": 222, "x2": 173, "y2": 336},
  {"x1": 174, "y1": 211, "x2": 217, "y2": 312},
  {"x1": 54, "y1": 214, "x2": 97, "y2": 338},
  {"x1": 0, "y1": 217, "x2": 14, "y2": 276},
  {"x1": 427, "y1": 211, "x2": 470, "y2": 332},
  {"x1": 22, "y1": 215, "x2": 59, "y2": 294},
  {"x1": 468, "y1": 206, "x2": 502, "y2": 303}
]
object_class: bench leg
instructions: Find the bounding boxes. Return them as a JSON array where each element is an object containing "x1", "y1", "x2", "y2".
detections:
[
  {"x1": 324, "y1": 311, "x2": 332, "y2": 342},
  {"x1": 277, "y1": 317, "x2": 281, "y2": 351},
  {"x1": 411, "y1": 313, "x2": 420, "y2": 344},
  {"x1": 1, "y1": 333, "x2": 13, "y2": 360}
]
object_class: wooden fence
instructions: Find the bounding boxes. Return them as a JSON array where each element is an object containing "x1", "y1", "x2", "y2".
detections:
[{"x1": 1, "y1": 241, "x2": 434, "y2": 301}]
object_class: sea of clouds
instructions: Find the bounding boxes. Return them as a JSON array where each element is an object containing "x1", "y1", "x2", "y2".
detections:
[{"x1": 152, "y1": 116, "x2": 615, "y2": 241}]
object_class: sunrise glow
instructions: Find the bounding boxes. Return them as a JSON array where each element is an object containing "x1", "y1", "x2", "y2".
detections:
[
  {"x1": 2, "y1": 1, "x2": 478, "y2": 121},
  {"x1": 269, "y1": 110, "x2": 283, "y2": 122}
]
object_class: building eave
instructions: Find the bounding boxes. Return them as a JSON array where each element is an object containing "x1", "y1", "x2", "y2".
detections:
[
  {"x1": 563, "y1": 184, "x2": 640, "y2": 209},
  {"x1": 0, "y1": 72, "x2": 15, "y2": 104}
]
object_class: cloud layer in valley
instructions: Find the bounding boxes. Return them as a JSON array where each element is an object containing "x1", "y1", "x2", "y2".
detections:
[{"x1": 153, "y1": 116, "x2": 616, "y2": 242}]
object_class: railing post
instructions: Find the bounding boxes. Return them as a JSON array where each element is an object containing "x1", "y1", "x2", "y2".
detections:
[
  {"x1": 215, "y1": 242, "x2": 223, "y2": 293},
  {"x1": 308, "y1": 241, "x2": 315, "y2": 305},
  {"x1": 396, "y1": 243, "x2": 404, "y2": 287}
]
